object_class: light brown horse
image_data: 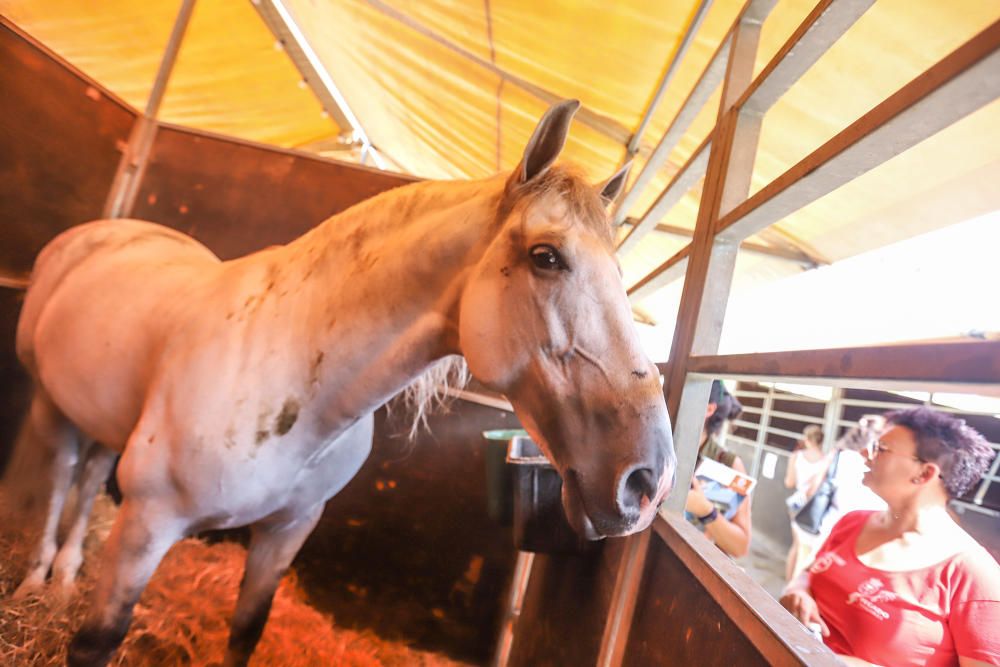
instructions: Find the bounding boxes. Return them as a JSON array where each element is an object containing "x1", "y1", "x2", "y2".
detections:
[{"x1": 7, "y1": 100, "x2": 675, "y2": 666}]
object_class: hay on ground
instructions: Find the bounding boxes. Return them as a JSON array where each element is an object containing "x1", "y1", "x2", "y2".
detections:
[{"x1": 0, "y1": 493, "x2": 473, "y2": 666}]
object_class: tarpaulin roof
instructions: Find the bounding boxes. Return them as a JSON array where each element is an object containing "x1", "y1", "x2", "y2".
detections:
[{"x1": 3, "y1": 0, "x2": 999, "y2": 323}]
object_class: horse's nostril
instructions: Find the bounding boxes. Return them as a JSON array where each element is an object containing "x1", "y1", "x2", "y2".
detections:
[{"x1": 622, "y1": 466, "x2": 657, "y2": 511}]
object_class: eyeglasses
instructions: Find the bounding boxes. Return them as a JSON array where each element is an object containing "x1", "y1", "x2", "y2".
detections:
[{"x1": 868, "y1": 441, "x2": 925, "y2": 463}]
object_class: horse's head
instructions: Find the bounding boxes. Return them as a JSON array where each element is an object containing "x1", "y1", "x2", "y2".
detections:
[{"x1": 459, "y1": 100, "x2": 676, "y2": 539}]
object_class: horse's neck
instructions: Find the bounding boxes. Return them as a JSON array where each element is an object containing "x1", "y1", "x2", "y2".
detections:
[{"x1": 275, "y1": 176, "x2": 502, "y2": 426}]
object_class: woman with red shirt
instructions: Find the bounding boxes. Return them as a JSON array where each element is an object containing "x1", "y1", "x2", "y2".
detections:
[{"x1": 780, "y1": 407, "x2": 1000, "y2": 666}]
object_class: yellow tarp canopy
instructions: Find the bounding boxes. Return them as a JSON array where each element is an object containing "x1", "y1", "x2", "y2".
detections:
[{"x1": 3, "y1": 0, "x2": 999, "y2": 319}]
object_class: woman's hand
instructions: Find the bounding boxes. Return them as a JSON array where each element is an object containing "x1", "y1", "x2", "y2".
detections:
[
  {"x1": 779, "y1": 588, "x2": 829, "y2": 637},
  {"x1": 685, "y1": 478, "x2": 714, "y2": 517}
]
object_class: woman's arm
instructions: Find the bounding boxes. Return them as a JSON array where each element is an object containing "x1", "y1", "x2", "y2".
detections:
[
  {"x1": 785, "y1": 452, "x2": 798, "y2": 489},
  {"x1": 957, "y1": 659, "x2": 994, "y2": 667},
  {"x1": 836, "y1": 656, "x2": 882, "y2": 666},
  {"x1": 780, "y1": 569, "x2": 830, "y2": 636},
  {"x1": 704, "y1": 456, "x2": 752, "y2": 557}
]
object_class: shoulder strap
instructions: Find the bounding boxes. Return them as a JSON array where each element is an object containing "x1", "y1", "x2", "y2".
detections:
[{"x1": 827, "y1": 450, "x2": 841, "y2": 479}]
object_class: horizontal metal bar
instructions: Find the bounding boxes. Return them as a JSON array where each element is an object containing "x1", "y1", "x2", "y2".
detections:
[
  {"x1": 718, "y1": 18, "x2": 1000, "y2": 243},
  {"x1": 617, "y1": 136, "x2": 712, "y2": 255},
  {"x1": 728, "y1": 435, "x2": 798, "y2": 460},
  {"x1": 953, "y1": 500, "x2": 1000, "y2": 518},
  {"x1": 839, "y1": 397, "x2": 927, "y2": 409},
  {"x1": 746, "y1": 423, "x2": 814, "y2": 441},
  {"x1": 739, "y1": 0, "x2": 874, "y2": 115},
  {"x1": 621, "y1": 218, "x2": 819, "y2": 267},
  {"x1": 614, "y1": 35, "x2": 732, "y2": 225},
  {"x1": 652, "y1": 513, "x2": 840, "y2": 665},
  {"x1": 444, "y1": 387, "x2": 513, "y2": 412},
  {"x1": 688, "y1": 341, "x2": 1000, "y2": 393},
  {"x1": 0, "y1": 273, "x2": 30, "y2": 290},
  {"x1": 765, "y1": 409, "x2": 826, "y2": 424},
  {"x1": 626, "y1": 245, "x2": 691, "y2": 302},
  {"x1": 732, "y1": 389, "x2": 771, "y2": 398}
]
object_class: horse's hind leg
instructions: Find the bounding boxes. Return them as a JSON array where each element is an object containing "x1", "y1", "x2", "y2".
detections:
[
  {"x1": 12, "y1": 392, "x2": 81, "y2": 598},
  {"x1": 51, "y1": 443, "x2": 117, "y2": 593},
  {"x1": 222, "y1": 503, "x2": 325, "y2": 667},
  {"x1": 67, "y1": 498, "x2": 183, "y2": 667}
]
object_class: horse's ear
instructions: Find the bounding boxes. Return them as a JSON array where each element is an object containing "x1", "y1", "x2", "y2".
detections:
[
  {"x1": 598, "y1": 160, "x2": 632, "y2": 206},
  {"x1": 514, "y1": 99, "x2": 581, "y2": 185}
]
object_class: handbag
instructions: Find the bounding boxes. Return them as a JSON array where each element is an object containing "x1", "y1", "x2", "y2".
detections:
[{"x1": 794, "y1": 451, "x2": 841, "y2": 535}]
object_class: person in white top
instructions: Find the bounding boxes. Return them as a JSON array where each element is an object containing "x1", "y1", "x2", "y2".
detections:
[
  {"x1": 785, "y1": 424, "x2": 828, "y2": 580},
  {"x1": 820, "y1": 415, "x2": 888, "y2": 538}
]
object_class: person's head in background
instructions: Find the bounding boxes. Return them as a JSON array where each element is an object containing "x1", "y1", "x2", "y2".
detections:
[
  {"x1": 795, "y1": 424, "x2": 824, "y2": 452},
  {"x1": 702, "y1": 380, "x2": 743, "y2": 445},
  {"x1": 835, "y1": 414, "x2": 885, "y2": 453},
  {"x1": 864, "y1": 407, "x2": 993, "y2": 508}
]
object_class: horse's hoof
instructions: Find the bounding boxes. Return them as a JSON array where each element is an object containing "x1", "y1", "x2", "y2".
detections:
[
  {"x1": 12, "y1": 577, "x2": 44, "y2": 600},
  {"x1": 53, "y1": 579, "x2": 79, "y2": 603}
]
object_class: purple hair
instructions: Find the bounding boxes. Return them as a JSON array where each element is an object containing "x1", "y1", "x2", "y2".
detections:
[{"x1": 885, "y1": 407, "x2": 995, "y2": 498}]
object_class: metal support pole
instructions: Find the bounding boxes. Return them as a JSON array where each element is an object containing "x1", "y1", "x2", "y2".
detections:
[
  {"x1": 491, "y1": 551, "x2": 534, "y2": 667},
  {"x1": 102, "y1": 0, "x2": 197, "y2": 219},
  {"x1": 748, "y1": 384, "x2": 774, "y2": 479},
  {"x1": 821, "y1": 387, "x2": 844, "y2": 452},
  {"x1": 596, "y1": 4, "x2": 774, "y2": 663}
]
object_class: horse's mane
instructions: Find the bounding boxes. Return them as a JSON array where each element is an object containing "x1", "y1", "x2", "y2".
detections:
[
  {"x1": 396, "y1": 355, "x2": 470, "y2": 440},
  {"x1": 497, "y1": 164, "x2": 614, "y2": 245}
]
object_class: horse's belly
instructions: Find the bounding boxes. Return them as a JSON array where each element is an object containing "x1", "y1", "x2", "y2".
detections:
[{"x1": 153, "y1": 415, "x2": 375, "y2": 530}]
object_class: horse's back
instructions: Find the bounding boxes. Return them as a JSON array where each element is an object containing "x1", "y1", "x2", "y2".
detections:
[{"x1": 18, "y1": 219, "x2": 219, "y2": 447}]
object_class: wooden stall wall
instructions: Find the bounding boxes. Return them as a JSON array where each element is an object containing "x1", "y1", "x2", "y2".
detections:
[
  {"x1": 624, "y1": 535, "x2": 769, "y2": 666},
  {"x1": 507, "y1": 539, "x2": 626, "y2": 666},
  {"x1": 131, "y1": 125, "x2": 417, "y2": 258},
  {"x1": 297, "y1": 399, "x2": 520, "y2": 663},
  {"x1": 0, "y1": 20, "x2": 137, "y2": 469}
]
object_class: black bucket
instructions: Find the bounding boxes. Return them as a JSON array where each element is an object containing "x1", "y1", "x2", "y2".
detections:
[
  {"x1": 482, "y1": 429, "x2": 520, "y2": 525},
  {"x1": 506, "y1": 435, "x2": 598, "y2": 554}
]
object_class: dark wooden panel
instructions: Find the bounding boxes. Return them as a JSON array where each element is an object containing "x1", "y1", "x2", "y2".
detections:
[
  {"x1": 0, "y1": 20, "x2": 136, "y2": 467},
  {"x1": 0, "y1": 290, "x2": 31, "y2": 473},
  {"x1": 131, "y1": 126, "x2": 418, "y2": 259},
  {"x1": 507, "y1": 537, "x2": 626, "y2": 666},
  {"x1": 624, "y1": 534, "x2": 770, "y2": 667},
  {"x1": 293, "y1": 399, "x2": 520, "y2": 664},
  {"x1": 0, "y1": 20, "x2": 135, "y2": 277}
]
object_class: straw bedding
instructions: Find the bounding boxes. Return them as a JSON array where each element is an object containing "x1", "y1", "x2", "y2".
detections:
[{"x1": 0, "y1": 493, "x2": 473, "y2": 666}]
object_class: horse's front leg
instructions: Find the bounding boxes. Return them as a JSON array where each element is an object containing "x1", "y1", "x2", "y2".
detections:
[
  {"x1": 223, "y1": 503, "x2": 325, "y2": 667},
  {"x1": 67, "y1": 498, "x2": 183, "y2": 667}
]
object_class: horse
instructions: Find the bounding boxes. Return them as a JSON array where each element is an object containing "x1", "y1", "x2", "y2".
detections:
[{"x1": 5, "y1": 99, "x2": 676, "y2": 666}]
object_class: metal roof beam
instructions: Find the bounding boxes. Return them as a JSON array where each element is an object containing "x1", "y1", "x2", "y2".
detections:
[
  {"x1": 626, "y1": 0, "x2": 715, "y2": 158},
  {"x1": 622, "y1": 219, "x2": 822, "y2": 267},
  {"x1": 252, "y1": 0, "x2": 385, "y2": 169},
  {"x1": 687, "y1": 340, "x2": 1000, "y2": 395},
  {"x1": 718, "y1": 18, "x2": 1000, "y2": 243},
  {"x1": 613, "y1": 36, "x2": 731, "y2": 226},
  {"x1": 616, "y1": 134, "x2": 712, "y2": 255}
]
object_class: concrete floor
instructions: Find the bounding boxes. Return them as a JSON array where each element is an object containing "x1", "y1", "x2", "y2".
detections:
[{"x1": 736, "y1": 533, "x2": 789, "y2": 599}]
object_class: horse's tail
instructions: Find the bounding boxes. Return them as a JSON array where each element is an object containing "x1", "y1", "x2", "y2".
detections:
[
  {"x1": 5, "y1": 223, "x2": 105, "y2": 514},
  {"x1": 2, "y1": 392, "x2": 44, "y2": 514}
]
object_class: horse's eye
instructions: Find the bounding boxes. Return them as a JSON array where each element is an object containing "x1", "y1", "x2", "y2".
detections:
[{"x1": 530, "y1": 244, "x2": 566, "y2": 271}]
